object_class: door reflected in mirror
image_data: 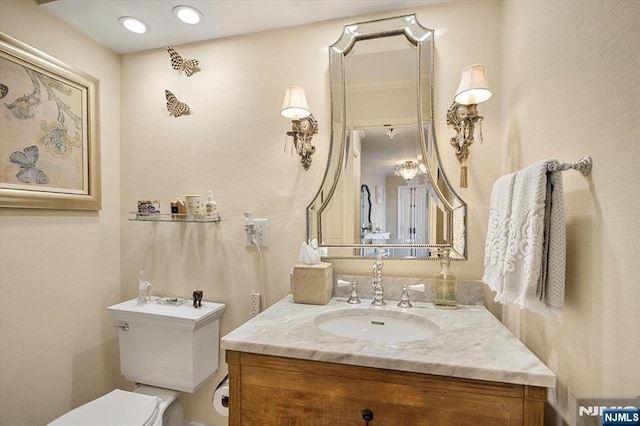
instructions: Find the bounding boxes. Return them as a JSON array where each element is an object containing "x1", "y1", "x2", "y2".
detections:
[{"x1": 307, "y1": 15, "x2": 467, "y2": 260}]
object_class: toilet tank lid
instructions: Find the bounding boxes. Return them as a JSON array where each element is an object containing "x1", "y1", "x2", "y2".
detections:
[
  {"x1": 48, "y1": 389, "x2": 159, "y2": 426},
  {"x1": 107, "y1": 298, "x2": 226, "y2": 331}
]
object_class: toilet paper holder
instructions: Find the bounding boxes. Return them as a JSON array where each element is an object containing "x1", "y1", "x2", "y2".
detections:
[
  {"x1": 213, "y1": 374, "x2": 230, "y2": 416},
  {"x1": 218, "y1": 373, "x2": 229, "y2": 408}
]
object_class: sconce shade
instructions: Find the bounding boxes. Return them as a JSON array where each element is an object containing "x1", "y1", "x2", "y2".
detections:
[
  {"x1": 281, "y1": 86, "x2": 311, "y2": 120},
  {"x1": 454, "y1": 64, "x2": 492, "y2": 105}
]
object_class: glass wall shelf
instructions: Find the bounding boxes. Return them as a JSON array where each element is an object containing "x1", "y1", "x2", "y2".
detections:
[{"x1": 128, "y1": 212, "x2": 221, "y2": 223}]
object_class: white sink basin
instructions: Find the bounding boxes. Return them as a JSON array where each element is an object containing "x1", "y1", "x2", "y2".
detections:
[{"x1": 314, "y1": 308, "x2": 439, "y2": 343}]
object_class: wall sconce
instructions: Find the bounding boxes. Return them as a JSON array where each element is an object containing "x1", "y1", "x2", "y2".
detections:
[
  {"x1": 281, "y1": 86, "x2": 318, "y2": 170},
  {"x1": 446, "y1": 64, "x2": 492, "y2": 188}
]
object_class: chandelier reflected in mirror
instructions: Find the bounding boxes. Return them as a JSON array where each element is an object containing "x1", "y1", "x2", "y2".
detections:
[
  {"x1": 386, "y1": 127, "x2": 396, "y2": 140},
  {"x1": 393, "y1": 160, "x2": 426, "y2": 183}
]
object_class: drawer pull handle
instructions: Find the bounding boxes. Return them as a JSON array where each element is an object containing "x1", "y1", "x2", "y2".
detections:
[{"x1": 362, "y1": 408, "x2": 374, "y2": 424}]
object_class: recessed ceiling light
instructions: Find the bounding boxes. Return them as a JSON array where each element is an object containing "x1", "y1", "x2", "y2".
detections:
[
  {"x1": 173, "y1": 5, "x2": 203, "y2": 25},
  {"x1": 118, "y1": 16, "x2": 148, "y2": 34}
]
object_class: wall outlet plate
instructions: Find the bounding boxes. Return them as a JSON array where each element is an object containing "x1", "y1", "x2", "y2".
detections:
[
  {"x1": 246, "y1": 218, "x2": 269, "y2": 247},
  {"x1": 251, "y1": 292, "x2": 261, "y2": 317}
]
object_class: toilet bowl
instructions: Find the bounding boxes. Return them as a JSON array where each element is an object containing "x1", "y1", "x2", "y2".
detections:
[{"x1": 48, "y1": 298, "x2": 226, "y2": 425}]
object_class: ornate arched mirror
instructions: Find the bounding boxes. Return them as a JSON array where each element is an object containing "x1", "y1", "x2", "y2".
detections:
[{"x1": 307, "y1": 14, "x2": 467, "y2": 260}]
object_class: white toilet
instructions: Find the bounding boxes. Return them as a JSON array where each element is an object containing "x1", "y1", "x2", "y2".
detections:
[{"x1": 49, "y1": 298, "x2": 226, "y2": 426}]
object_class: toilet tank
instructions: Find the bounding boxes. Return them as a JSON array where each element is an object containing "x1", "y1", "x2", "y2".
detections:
[{"x1": 108, "y1": 298, "x2": 225, "y2": 393}]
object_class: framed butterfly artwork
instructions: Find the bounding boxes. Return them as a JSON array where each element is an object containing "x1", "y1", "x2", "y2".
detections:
[{"x1": 0, "y1": 33, "x2": 101, "y2": 210}]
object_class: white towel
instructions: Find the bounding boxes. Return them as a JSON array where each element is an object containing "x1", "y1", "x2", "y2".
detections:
[
  {"x1": 482, "y1": 172, "x2": 516, "y2": 295},
  {"x1": 483, "y1": 160, "x2": 566, "y2": 318}
]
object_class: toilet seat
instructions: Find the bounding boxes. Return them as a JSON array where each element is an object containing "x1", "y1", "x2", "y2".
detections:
[{"x1": 48, "y1": 389, "x2": 160, "y2": 426}]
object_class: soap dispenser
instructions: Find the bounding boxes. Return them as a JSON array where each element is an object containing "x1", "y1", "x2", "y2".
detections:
[{"x1": 432, "y1": 249, "x2": 457, "y2": 309}]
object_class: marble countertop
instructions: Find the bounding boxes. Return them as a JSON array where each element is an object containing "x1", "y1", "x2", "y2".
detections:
[{"x1": 221, "y1": 295, "x2": 555, "y2": 388}]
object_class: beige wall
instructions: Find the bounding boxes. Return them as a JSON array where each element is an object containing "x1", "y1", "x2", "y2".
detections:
[
  {"x1": 0, "y1": 1, "x2": 123, "y2": 425},
  {"x1": 500, "y1": 0, "x2": 640, "y2": 424},
  {"x1": 1, "y1": 0, "x2": 637, "y2": 425}
]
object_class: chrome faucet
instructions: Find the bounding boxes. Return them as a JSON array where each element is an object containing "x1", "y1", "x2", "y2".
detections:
[
  {"x1": 397, "y1": 283, "x2": 426, "y2": 308},
  {"x1": 371, "y1": 253, "x2": 385, "y2": 306},
  {"x1": 337, "y1": 279, "x2": 361, "y2": 304}
]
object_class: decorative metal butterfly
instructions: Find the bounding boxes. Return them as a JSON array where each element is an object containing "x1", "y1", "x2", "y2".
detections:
[
  {"x1": 167, "y1": 47, "x2": 199, "y2": 77},
  {"x1": 9, "y1": 145, "x2": 49, "y2": 184},
  {"x1": 165, "y1": 90, "x2": 190, "y2": 117}
]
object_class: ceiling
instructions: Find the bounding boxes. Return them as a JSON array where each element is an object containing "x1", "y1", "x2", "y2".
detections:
[
  {"x1": 361, "y1": 127, "x2": 422, "y2": 172},
  {"x1": 38, "y1": 0, "x2": 442, "y2": 55}
]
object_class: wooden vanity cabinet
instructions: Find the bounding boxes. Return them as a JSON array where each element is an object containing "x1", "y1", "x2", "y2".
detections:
[{"x1": 226, "y1": 351, "x2": 545, "y2": 426}]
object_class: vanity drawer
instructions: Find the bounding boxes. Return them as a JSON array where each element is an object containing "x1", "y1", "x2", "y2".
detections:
[{"x1": 227, "y1": 351, "x2": 544, "y2": 426}]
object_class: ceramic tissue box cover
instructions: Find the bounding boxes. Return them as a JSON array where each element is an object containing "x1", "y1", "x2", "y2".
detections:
[{"x1": 292, "y1": 263, "x2": 333, "y2": 305}]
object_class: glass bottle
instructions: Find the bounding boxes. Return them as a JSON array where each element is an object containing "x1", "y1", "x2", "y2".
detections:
[
  {"x1": 432, "y1": 250, "x2": 457, "y2": 309},
  {"x1": 137, "y1": 270, "x2": 152, "y2": 305}
]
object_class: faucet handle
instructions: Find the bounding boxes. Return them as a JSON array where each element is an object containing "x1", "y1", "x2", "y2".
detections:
[
  {"x1": 337, "y1": 279, "x2": 351, "y2": 287},
  {"x1": 337, "y1": 280, "x2": 361, "y2": 304},
  {"x1": 409, "y1": 284, "x2": 426, "y2": 293},
  {"x1": 398, "y1": 283, "x2": 427, "y2": 308}
]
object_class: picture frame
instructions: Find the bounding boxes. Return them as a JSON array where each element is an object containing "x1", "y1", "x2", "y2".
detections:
[
  {"x1": 375, "y1": 186, "x2": 385, "y2": 205},
  {"x1": 0, "y1": 33, "x2": 101, "y2": 210}
]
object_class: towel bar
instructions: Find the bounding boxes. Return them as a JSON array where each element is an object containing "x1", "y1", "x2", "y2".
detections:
[{"x1": 547, "y1": 155, "x2": 592, "y2": 176}]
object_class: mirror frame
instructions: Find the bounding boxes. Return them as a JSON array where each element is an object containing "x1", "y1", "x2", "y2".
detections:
[{"x1": 306, "y1": 14, "x2": 467, "y2": 260}]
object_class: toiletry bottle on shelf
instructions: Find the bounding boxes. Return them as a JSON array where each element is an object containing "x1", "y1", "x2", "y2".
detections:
[
  {"x1": 205, "y1": 191, "x2": 220, "y2": 221},
  {"x1": 433, "y1": 249, "x2": 457, "y2": 309},
  {"x1": 170, "y1": 199, "x2": 179, "y2": 220},
  {"x1": 177, "y1": 198, "x2": 186, "y2": 218},
  {"x1": 171, "y1": 198, "x2": 186, "y2": 220}
]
